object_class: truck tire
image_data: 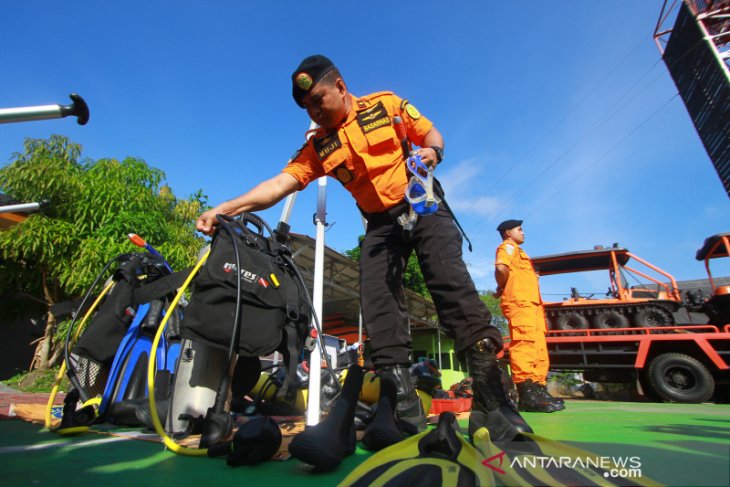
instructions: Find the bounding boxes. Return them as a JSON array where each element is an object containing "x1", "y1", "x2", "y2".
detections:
[
  {"x1": 634, "y1": 306, "x2": 674, "y2": 328},
  {"x1": 647, "y1": 353, "x2": 714, "y2": 403},
  {"x1": 591, "y1": 310, "x2": 630, "y2": 329},
  {"x1": 555, "y1": 312, "x2": 589, "y2": 331}
]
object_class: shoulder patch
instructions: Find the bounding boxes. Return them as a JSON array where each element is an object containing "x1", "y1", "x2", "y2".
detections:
[
  {"x1": 504, "y1": 244, "x2": 514, "y2": 256},
  {"x1": 404, "y1": 102, "x2": 421, "y2": 120}
]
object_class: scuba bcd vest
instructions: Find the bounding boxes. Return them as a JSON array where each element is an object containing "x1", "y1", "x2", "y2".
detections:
[
  {"x1": 180, "y1": 213, "x2": 312, "y2": 400},
  {"x1": 71, "y1": 252, "x2": 179, "y2": 398}
]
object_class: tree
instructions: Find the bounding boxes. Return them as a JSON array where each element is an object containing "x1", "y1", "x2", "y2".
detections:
[
  {"x1": 0, "y1": 135, "x2": 207, "y2": 370},
  {"x1": 343, "y1": 236, "x2": 430, "y2": 299},
  {"x1": 479, "y1": 291, "x2": 507, "y2": 335}
]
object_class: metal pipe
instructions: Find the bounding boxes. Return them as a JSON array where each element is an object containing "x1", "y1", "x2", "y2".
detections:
[
  {"x1": 0, "y1": 202, "x2": 44, "y2": 214},
  {"x1": 0, "y1": 93, "x2": 89, "y2": 125},
  {"x1": 306, "y1": 175, "x2": 328, "y2": 426}
]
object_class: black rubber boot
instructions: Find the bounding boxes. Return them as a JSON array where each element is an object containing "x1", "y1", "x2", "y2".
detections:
[
  {"x1": 288, "y1": 364, "x2": 364, "y2": 471},
  {"x1": 362, "y1": 367, "x2": 405, "y2": 451},
  {"x1": 536, "y1": 382, "x2": 565, "y2": 409},
  {"x1": 466, "y1": 338, "x2": 533, "y2": 443},
  {"x1": 516, "y1": 379, "x2": 560, "y2": 413},
  {"x1": 381, "y1": 365, "x2": 427, "y2": 435}
]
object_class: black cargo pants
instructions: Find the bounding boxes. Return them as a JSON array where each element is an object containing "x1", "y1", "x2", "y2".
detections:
[{"x1": 360, "y1": 203, "x2": 502, "y2": 366}]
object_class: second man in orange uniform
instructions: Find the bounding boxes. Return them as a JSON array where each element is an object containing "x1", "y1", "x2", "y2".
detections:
[{"x1": 495, "y1": 219, "x2": 564, "y2": 413}]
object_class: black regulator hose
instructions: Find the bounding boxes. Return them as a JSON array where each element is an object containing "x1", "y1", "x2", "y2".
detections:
[{"x1": 198, "y1": 215, "x2": 243, "y2": 448}]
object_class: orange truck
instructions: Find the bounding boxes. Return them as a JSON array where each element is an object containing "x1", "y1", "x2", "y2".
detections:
[
  {"x1": 534, "y1": 234, "x2": 730, "y2": 403},
  {"x1": 532, "y1": 245, "x2": 688, "y2": 330}
]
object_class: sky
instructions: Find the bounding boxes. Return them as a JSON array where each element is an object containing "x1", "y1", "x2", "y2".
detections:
[{"x1": 2, "y1": 1, "x2": 728, "y2": 298}]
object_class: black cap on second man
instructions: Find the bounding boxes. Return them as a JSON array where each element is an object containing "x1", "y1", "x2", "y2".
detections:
[
  {"x1": 497, "y1": 219, "x2": 523, "y2": 233},
  {"x1": 292, "y1": 55, "x2": 336, "y2": 108}
]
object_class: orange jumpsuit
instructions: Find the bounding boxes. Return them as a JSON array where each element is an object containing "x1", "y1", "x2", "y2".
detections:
[{"x1": 495, "y1": 241, "x2": 549, "y2": 385}]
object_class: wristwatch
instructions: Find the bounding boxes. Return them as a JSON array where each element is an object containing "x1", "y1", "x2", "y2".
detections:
[{"x1": 430, "y1": 146, "x2": 444, "y2": 164}]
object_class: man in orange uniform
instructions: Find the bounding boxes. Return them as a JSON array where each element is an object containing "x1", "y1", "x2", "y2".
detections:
[
  {"x1": 198, "y1": 55, "x2": 532, "y2": 450},
  {"x1": 495, "y1": 219, "x2": 564, "y2": 413}
]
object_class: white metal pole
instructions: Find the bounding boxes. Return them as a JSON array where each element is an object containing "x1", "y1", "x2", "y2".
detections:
[
  {"x1": 307, "y1": 175, "x2": 328, "y2": 426},
  {"x1": 279, "y1": 193, "x2": 298, "y2": 225},
  {"x1": 357, "y1": 215, "x2": 367, "y2": 345}
]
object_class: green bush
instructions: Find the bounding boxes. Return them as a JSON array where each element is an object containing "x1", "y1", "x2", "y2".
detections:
[{"x1": 3, "y1": 368, "x2": 70, "y2": 393}]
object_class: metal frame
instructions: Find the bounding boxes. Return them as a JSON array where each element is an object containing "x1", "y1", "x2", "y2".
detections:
[{"x1": 654, "y1": 0, "x2": 730, "y2": 70}]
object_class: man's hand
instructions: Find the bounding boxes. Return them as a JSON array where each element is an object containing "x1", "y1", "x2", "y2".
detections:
[
  {"x1": 195, "y1": 173, "x2": 301, "y2": 236},
  {"x1": 416, "y1": 147, "x2": 440, "y2": 168},
  {"x1": 196, "y1": 207, "x2": 224, "y2": 236}
]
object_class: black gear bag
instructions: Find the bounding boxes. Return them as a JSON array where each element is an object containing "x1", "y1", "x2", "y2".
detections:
[{"x1": 181, "y1": 213, "x2": 312, "y2": 399}]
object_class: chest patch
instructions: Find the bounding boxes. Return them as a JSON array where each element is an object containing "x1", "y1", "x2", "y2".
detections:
[
  {"x1": 357, "y1": 101, "x2": 391, "y2": 134},
  {"x1": 312, "y1": 132, "x2": 342, "y2": 161},
  {"x1": 332, "y1": 164, "x2": 354, "y2": 185}
]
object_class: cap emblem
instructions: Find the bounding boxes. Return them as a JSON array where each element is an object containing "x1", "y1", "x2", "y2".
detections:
[{"x1": 296, "y1": 72, "x2": 314, "y2": 91}]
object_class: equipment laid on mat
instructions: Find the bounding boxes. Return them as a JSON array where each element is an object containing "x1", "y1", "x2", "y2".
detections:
[
  {"x1": 289, "y1": 364, "x2": 365, "y2": 472},
  {"x1": 45, "y1": 235, "x2": 183, "y2": 433},
  {"x1": 147, "y1": 212, "x2": 336, "y2": 455},
  {"x1": 339, "y1": 412, "x2": 493, "y2": 486}
]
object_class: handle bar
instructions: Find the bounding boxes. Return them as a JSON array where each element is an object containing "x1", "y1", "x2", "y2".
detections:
[{"x1": 0, "y1": 93, "x2": 89, "y2": 125}]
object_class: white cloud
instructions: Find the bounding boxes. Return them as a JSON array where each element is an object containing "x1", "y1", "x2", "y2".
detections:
[{"x1": 438, "y1": 158, "x2": 503, "y2": 218}]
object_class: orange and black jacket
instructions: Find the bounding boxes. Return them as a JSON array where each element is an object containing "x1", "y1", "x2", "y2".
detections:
[{"x1": 283, "y1": 91, "x2": 433, "y2": 214}]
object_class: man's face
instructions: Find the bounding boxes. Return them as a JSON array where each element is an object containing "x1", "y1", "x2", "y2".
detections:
[
  {"x1": 302, "y1": 78, "x2": 348, "y2": 129},
  {"x1": 506, "y1": 225, "x2": 525, "y2": 245}
]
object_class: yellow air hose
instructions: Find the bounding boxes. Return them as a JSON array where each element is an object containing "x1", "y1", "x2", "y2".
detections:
[
  {"x1": 146, "y1": 249, "x2": 210, "y2": 456},
  {"x1": 44, "y1": 280, "x2": 116, "y2": 429}
]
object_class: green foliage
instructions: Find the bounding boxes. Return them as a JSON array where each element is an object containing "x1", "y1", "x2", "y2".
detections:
[
  {"x1": 343, "y1": 235, "x2": 430, "y2": 299},
  {"x1": 551, "y1": 372, "x2": 582, "y2": 389},
  {"x1": 479, "y1": 291, "x2": 508, "y2": 335},
  {"x1": 3, "y1": 368, "x2": 70, "y2": 393},
  {"x1": 0, "y1": 135, "x2": 209, "y2": 368}
]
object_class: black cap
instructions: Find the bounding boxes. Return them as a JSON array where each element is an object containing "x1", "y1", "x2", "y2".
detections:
[
  {"x1": 291, "y1": 55, "x2": 336, "y2": 108},
  {"x1": 497, "y1": 219, "x2": 523, "y2": 233}
]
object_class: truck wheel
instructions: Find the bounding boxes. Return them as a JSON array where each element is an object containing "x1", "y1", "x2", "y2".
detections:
[
  {"x1": 647, "y1": 353, "x2": 714, "y2": 403},
  {"x1": 555, "y1": 312, "x2": 589, "y2": 331},
  {"x1": 591, "y1": 310, "x2": 630, "y2": 329},
  {"x1": 634, "y1": 306, "x2": 674, "y2": 328}
]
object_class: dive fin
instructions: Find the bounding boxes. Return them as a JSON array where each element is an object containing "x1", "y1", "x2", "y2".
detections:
[
  {"x1": 471, "y1": 413, "x2": 657, "y2": 486},
  {"x1": 339, "y1": 412, "x2": 493, "y2": 487}
]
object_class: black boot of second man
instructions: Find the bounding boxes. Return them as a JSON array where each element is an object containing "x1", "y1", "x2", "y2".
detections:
[{"x1": 517, "y1": 379, "x2": 564, "y2": 413}]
